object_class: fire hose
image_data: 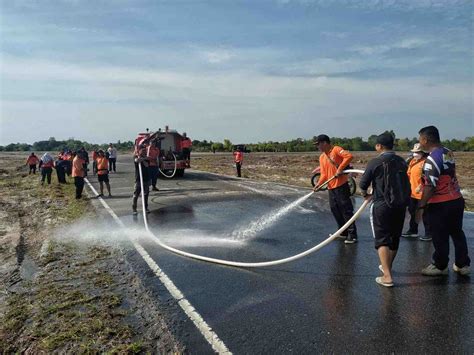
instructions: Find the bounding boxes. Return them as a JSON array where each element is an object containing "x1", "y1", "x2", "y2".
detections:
[
  {"x1": 158, "y1": 152, "x2": 178, "y2": 178},
  {"x1": 138, "y1": 166, "x2": 369, "y2": 268}
]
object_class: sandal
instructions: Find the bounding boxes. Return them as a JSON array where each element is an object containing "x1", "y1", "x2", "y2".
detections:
[{"x1": 375, "y1": 277, "x2": 394, "y2": 287}]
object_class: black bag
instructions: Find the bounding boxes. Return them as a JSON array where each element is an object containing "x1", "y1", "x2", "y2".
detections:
[{"x1": 382, "y1": 157, "x2": 410, "y2": 208}]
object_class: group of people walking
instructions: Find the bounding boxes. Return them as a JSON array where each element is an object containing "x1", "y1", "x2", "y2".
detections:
[{"x1": 313, "y1": 125, "x2": 470, "y2": 287}]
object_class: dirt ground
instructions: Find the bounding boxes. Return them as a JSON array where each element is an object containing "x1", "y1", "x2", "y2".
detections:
[
  {"x1": 191, "y1": 151, "x2": 474, "y2": 210},
  {"x1": 0, "y1": 153, "x2": 183, "y2": 353}
]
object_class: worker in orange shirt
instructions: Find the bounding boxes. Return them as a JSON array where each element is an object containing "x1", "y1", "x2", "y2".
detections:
[
  {"x1": 91, "y1": 150, "x2": 98, "y2": 175},
  {"x1": 313, "y1": 134, "x2": 358, "y2": 244},
  {"x1": 72, "y1": 151, "x2": 86, "y2": 199},
  {"x1": 233, "y1": 147, "x2": 244, "y2": 177},
  {"x1": 402, "y1": 143, "x2": 431, "y2": 241},
  {"x1": 181, "y1": 133, "x2": 192, "y2": 168},
  {"x1": 26, "y1": 152, "x2": 39, "y2": 174},
  {"x1": 147, "y1": 141, "x2": 160, "y2": 191},
  {"x1": 96, "y1": 150, "x2": 112, "y2": 197}
]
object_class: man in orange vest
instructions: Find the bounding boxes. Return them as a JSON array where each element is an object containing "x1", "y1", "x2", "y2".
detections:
[
  {"x1": 72, "y1": 151, "x2": 86, "y2": 199},
  {"x1": 181, "y1": 133, "x2": 192, "y2": 168},
  {"x1": 147, "y1": 141, "x2": 160, "y2": 191},
  {"x1": 26, "y1": 152, "x2": 39, "y2": 174},
  {"x1": 233, "y1": 147, "x2": 243, "y2": 177},
  {"x1": 133, "y1": 145, "x2": 151, "y2": 215},
  {"x1": 313, "y1": 134, "x2": 357, "y2": 244},
  {"x1": 402, "y1": 143, "x2": 431, "y2": 241},
  {"x1": 96, "y1": 150, "x2": 112, "y2": 197}
]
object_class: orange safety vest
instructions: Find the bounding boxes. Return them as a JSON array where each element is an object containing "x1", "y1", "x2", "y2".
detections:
[
  {"x1": 27, "y1": 156, "x2": 39, "y2": 165},
  {"x1": 234, "y1": 151, "x2": 243, "y2": 163},
  {"x1": 147, "y1": 145, "x2": 160, "y2": 167},
  {"x1": 72, "y1": 156, "x2": 85, "y2": 177},
  {"x1": 182, "y1": 138, "x2": 192, "y2": 149},
  {"x1": 42, "y1": 160, "x2": 54, "y2": 168},
  {"x1": 96, "y1": 157, "x2": 109, "y2": 175},
  {"x1": 317, "y1": 145, "x2": 353, "y2": 190},
  {"x1": 407, "y1": 158, "x2": 425, "y2": 199}
]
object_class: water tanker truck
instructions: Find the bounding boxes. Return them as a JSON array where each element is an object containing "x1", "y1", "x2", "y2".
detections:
[{"x1": 135, "y1": 126, "x2": 190, "y2": 178}]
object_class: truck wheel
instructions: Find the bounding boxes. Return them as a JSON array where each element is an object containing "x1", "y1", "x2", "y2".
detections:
[{"x1": 311, "y1": 173, "x2": 326, "y2": 189}]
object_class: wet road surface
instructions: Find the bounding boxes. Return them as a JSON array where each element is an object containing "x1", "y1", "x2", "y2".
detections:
[{"x1": 87, "y1": 157, "x2": 474, "y2": 353}]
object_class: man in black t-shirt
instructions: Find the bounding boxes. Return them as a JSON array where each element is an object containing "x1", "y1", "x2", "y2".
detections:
[{"x1": 359, "y1": 133, "x2": 410, "y2": 287}]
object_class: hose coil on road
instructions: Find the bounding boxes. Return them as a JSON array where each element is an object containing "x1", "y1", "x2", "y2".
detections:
[
  {"x1": 138, "y1": 166, "x2": 369, "y2": 268},
  {"x1": 158, "y1": 152, "x2": 178, "y2": 178}
]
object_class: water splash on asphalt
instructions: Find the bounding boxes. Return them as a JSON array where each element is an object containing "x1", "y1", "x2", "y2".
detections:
[{"x1": 231, "y1": 191, "x2": 314, "y2": 241}]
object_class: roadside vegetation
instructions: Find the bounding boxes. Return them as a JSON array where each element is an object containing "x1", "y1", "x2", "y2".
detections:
[{"x1": 0, "y1": 154, "x2": 182, "y2": 353}]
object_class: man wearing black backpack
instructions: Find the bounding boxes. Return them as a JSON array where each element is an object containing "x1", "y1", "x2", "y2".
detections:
[
  {"x1": 416, "y1": 126, "x2": 470, "y2": 276},
  {"x1": 359, "y1": 132, "x2": 411, "y2": 287}
]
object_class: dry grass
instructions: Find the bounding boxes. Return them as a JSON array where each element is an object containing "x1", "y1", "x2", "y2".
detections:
[{"x1": 192, "y1": 151, "x2": 474, "y2": 210}]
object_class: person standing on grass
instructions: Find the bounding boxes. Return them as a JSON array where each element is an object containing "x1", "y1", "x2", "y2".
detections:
[
  {"x1": 313, "y1": 134, "x2": 358, "y2": 244},
  {"x1": 96, "y1": 150, "x2": 112, "y2": 197},
  {"x1": 402, "y1": 143, "x2": 432, "y2": 241},
  {"x1": 26, "y1": 152, "x2": 39, "y2": 174},
  {"x1": 107, "y1": 143, "x2": 117, "y2": 172},
  {"x1": 359, "y1": 132, "x2": 411, "y2": 287},
  {"x1": 72, "y1": 151, "x2": 86, "y2": 199},
  {"x1": 233, "y1": 147, "x2": 244, "y2": 177},
  {"x1": 132, "y1": 146, "x2": 151, "y2": 215},
  {"x1": 147, "y1": 141, "x2": 160, "y2": 191},
  {"x1": 416, "y1": 125, "x2": 470, "y2": 276},
  {"x1": 39, "y1": 152, "x2": 54, "y2": 185}
]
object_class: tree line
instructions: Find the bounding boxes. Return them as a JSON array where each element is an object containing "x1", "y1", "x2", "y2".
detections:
[{"x1": 1, "y1": 134, "x2": 473, "y2": 153}]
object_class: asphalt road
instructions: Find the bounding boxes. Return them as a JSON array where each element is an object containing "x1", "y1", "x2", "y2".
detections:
[{"x1": 87, "y1": 157, "x2": 474, "y2": 354}]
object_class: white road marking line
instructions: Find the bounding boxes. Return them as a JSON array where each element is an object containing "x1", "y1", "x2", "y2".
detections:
[{"x1": 84, "y1": 178, "x2": 232, "y2": 354}]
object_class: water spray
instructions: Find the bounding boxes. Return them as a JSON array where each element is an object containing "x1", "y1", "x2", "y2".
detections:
[{"x1": 137, "y1": 165, "x2": 368, "y2": 268}]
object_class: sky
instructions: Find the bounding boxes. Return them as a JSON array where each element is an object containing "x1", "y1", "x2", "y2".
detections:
[{"x1": 0, "y1": 0, "x2": 472, "y2": 145}]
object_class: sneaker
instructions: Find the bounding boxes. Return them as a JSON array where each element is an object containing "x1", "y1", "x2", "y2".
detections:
[
  {"x1": 152, "y1": 187, "x2": 159, "y2": 191},
  {"x1": 344, "y1": 236, "x2": 357, "y2": 244},
  {"x1": 146, "y1": 209, "x2": 151, "y2": 214},
  {"x1": 453, "y1": 263, "x2": 470, "y2": 276},
  {"x1": 132, "y1": 210, "x2": 138, "y2": 215},
  {"x1": 419, "y1": 235, "x2": 432, "y2": 241},
  {"x1": 402, "y1": 230, "x2": 418, "y2": 238},
  {"x1": 422, "y1": 264, "x2": 448, "y2": 276}
]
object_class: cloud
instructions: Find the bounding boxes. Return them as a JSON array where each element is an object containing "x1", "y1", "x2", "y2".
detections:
[{"x1": 351, "y1": 38, "x2": 430, "y2": 55}]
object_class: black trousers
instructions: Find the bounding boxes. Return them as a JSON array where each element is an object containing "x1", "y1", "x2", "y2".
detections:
[
  {"x1": 407, "y1": 197, "x2": 431, "y2": 236},
  {"x1": 41, "y1": 167, "x2": 52, "y2": 184},
  {"x1": 74, "y1": 177, "x2": 84, "y2": 199},
  {"x1": 132, "y1": 179, "x2": 150, "y2": 210},
  {"x1": 371, "y1": 200, "x2": 405, "y2": 250},
  {"x1": 236, "y1": 162, "x2": 242, "y2": 177},
  {"x1": 149, "y1": 166, "x2": 159, "y2": 188},
  {"x1": 109, "y1": 158, "x2": 116, "y2": 172},
  {"x1": 182, "y1": 148, "x2": 191, "y2": 161},
  {"x1": 328, "y1": 183, "x2": 357, "y2": 237},
  {"x1": 29, "y1": 164, "x2": 36, "y2": 174},
  {"x1": 425, "y1": 198, "x2": 470, "y2": 269},
  {"x1": 56, "y1": 167, "x2": 67, "y2": 183}
]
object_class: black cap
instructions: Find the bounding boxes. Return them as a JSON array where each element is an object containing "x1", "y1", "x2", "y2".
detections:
[
  {"x1": 376, "y1": 132, "x2": 394, "y2": 148},
  {"x1": 313, "y1": 134, "x2": 330, "y2": 144}
]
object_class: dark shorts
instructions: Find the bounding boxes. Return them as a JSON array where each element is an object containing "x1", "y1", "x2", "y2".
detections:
[
  {"x1": 98, "y1": 174, "x2": 109, "y2": 183},
  {"x1": 370, "y1": 201, "x2": 406, "y2": 250}
]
